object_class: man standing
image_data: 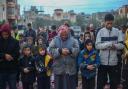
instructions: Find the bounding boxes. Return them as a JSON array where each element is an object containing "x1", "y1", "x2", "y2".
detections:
[
  {"x1": 49, "y1": 25, "x2": 79, "y2": 89},
  {"x1": 24, "y1": 23, "x2": 36, "y2": 43},
  {"x1": 95, "y1": 14, "x2": 124, "y2": 89},
  {"x1": 0, "y1": 23, "x2": 20, "y2": 89}
]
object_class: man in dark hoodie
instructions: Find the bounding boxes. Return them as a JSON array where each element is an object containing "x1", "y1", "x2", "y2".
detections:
[{"x1": 0, "y1": 23, "x2": 20, "y2": 89}]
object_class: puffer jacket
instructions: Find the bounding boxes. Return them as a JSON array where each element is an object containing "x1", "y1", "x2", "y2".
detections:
[
  {"x1": 78, "y1": 49, "x2": 100, "y2": 79},
  {"x1": 48, "y1": 36, "x2": 79, "y2": 75},
  {"x1": 95, "y1": 27, "x2": 124, "y2": 66}
]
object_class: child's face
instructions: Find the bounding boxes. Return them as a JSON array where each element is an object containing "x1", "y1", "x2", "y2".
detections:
[
  {"x1": 84, "y1": 34, "x2": 91, "y2": 40},
  {"x1": 23, "y1": 48, "x2": 31, "y2": 56},
  {"x1": 38, "y1": 39, "x2": 43, "y2": 45},
  {"x1": 27, "y1": 39, "x2": 33, "y2": 45},
  {"x1": 86, "y1": 43, "x2": 93, "y2": 51},
  {"x1": 39, "y1": 48, "x2": 46, "y2": 56}
]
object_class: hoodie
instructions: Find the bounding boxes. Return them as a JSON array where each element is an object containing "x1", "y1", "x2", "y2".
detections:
[{"x1": 0, "y1": 23, "x2": 20, "y2": 73}]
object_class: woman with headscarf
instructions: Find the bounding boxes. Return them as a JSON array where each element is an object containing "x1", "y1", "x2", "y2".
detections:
[{"x1": 48, "y1": 25, "x2": 79, "y2": 89}]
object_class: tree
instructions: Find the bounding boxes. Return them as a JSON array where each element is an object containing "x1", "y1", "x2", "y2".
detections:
[{"x1": 76, "y1": 15, "x2": 85, "y2": 26}]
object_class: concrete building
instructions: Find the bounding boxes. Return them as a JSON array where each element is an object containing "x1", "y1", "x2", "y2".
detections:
[
  {"x1": 92, "y1": 10, "x2": 118, "y2": 22},
  {"x1": 53, "y1": 9, "x2": 76, "y2": 23},
  {"x1": 0, "y1": 0, "x2": 19, "y2": 24},
  {"x1": 53, "y1": 9, "x2": 64, "y2": 21},
  {"x1": 92, "y1": 12, "x2": 108, "y2": 22},
  {"x1": 23, "y1": 6, "x2": 52, "y2": 24},
  {"x1": 118, "y1": 5, "x2": 128, "y2": 18},
  {"x1": 0, "y1": 0, "x2": 7, "y2": 21}
]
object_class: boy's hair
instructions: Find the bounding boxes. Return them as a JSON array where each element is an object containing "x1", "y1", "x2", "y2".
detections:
[
  {"x1": 36, "y1": 36, "x2": 45, "y2": 44},
  {"x1": 84, "y1": 39, "x2": 93, "y2": 46},
  {"x1": 84, "y1": 32, "x2": 90, "y2": 35},
  {"x1": 27, "y1": 23, "x2": 32, "y2": 27},
  {"x1": 80, "y1": 33, "x2": 83, "y2": 37},
  {"x1": 51, "y1": 25, "x2": 56, "y2": 30},
  {"x1": 104, "y1": 13, "x2": 114, "y2": 21},
  {"x1": 26, "y1": 37, "x2": 33, "y2": 41},
  {"x1": 22, "y1": 44, "x2": 32, "y2": 54}
]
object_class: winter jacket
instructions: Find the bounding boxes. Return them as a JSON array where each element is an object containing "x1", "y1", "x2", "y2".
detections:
[
  {"x1": 48, "y1": 36, "x2": 79, "y2": 75},
  {"x1": 0, "y1": 37, "x2": 20, "y2": 73},
  {"x1": 78, "y1": 49, "x2": 100, "y2": 79},
  {"x1": 19, "y1": 56, "x2": 36, "y2": 83},
  {"x1": 95, "y1": 27, "x2": 124, "y2": 66},
  {"x1": 35, "y1": 54, "x2": 52, "y2": 76}
]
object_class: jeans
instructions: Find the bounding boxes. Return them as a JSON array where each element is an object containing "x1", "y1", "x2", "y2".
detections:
[{"x1": 0, "y1": 72, "x2": 17, "y2": 89}]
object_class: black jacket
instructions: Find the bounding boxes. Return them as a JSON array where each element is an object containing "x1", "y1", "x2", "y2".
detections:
[
  {"x1": 19, "y1": 56, "x2": 36, "y2": 82},
  {"x1": 0, "y1": 37, "x2": 20, "y2": 73}
]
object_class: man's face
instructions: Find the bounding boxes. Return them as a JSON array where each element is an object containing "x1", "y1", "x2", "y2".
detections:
[
  {"x1": 60, "y1": 31, "x2": 68, "y2": 41},
  {"x1": 1, "y1": 32, "x2": 9, "y2": 39},
  {"x1": 105, "y1": 20, "x2": 113, "y2": 30}
]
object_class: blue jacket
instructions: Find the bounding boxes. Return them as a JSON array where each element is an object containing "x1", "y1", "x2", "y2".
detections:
[{"x1": 78, "y1": 48, "x2": 100, "y2": 79}]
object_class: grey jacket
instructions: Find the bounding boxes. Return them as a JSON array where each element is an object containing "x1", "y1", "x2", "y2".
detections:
[
  {"x1": 48, "y1": 36, "x2": 79, "y2": 75},
  {"x1": 95, "y1": 27, "x2": 124, "y2": 66}
]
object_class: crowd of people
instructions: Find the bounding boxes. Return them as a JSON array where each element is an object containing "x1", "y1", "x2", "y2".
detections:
[{"x1": 0, "y1": 13, "x2": 128, "y2": 89}]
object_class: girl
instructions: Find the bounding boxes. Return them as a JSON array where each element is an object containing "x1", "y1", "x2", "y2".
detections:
[
  {"x1": 35, "y1": 45, "x2": 52, "y2": 89},
  {"x1": 78, "y1": 39, "x2": 100, "y2": 89},
  {"x1": 19, "y1": 45, "x2": 36, "y2": 89}
]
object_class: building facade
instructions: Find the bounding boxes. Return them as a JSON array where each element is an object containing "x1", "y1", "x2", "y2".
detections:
[
  {"x1": 0, "y1": 0, "x2": 19, "y2": 24},
  {"x1": 0, "y1": 0, "x2": 7, "y2": 21},
  {"x1": 118, "y1": 5, "x2": 128, "y2": 18},
  {"x1": 53, "y1": 9, "x2": 76, "y2": 23}
]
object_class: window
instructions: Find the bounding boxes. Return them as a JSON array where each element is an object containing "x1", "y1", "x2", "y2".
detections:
[{"x1": 7, "y1": 7, "x2": 15, "y2": 15}]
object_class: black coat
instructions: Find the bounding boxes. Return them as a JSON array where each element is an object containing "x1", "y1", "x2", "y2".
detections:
[
  {"x1": 0, "y1": 37, "x2": 20, "y2": 73},
  {"x1": 19, "y1": 56, "x2": 36, "y2": 83}
]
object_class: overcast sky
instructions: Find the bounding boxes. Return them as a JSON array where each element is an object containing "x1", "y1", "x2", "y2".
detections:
[{"x1": 18, "y1": 0, "x2": 128, "y2": 15}]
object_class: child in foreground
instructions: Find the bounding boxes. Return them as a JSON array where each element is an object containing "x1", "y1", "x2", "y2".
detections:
[{"x1": 78, "y1": 39, "x2": 100, "y2": 89}]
